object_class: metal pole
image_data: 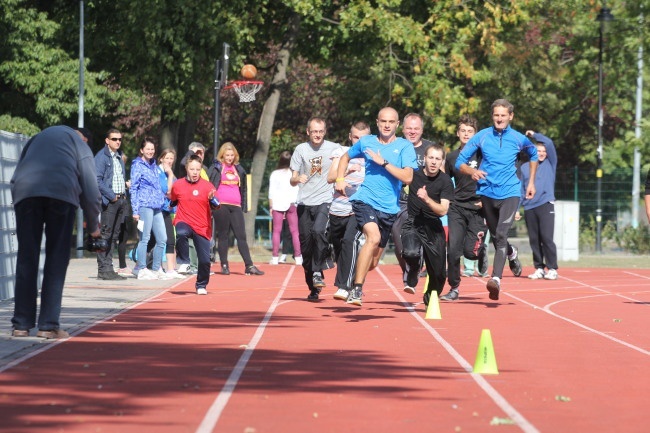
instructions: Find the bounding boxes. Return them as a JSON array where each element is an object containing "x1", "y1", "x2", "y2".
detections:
[
  {"x1": 76, "y1": 0, "x2": 85, "y2": 258},
  {"x1": 595, "y1": 17, "x2": 604, "y2": 252},
  {"x1": 632, "y1": 25, "x2": 644, "y2": 228},
  {"x1": 212, "y1": 43, "x2": 230, "y2": 160}
]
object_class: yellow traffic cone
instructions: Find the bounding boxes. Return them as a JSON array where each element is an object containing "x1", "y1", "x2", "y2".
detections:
[
  {"x1": 425, "y1": 290, "x2": 442, "y2": 320},
  {"x1": 473, "y1": 329, "x2": 498, "y2": 374},
  {"x1": 423, "y1": 273, "x2": 428, "y2": 293}
]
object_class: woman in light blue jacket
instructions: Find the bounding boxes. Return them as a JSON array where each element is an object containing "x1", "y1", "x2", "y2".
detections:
[{"x1": 130, "y1": 137, "x2": 168, "y2": 280}]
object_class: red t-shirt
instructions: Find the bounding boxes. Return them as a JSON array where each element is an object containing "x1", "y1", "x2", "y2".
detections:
[{"x1": 171, "y1": 178, "x2": 215, "y2": 239}]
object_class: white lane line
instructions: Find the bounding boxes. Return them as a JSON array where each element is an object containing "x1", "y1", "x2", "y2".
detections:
[
  {"x1": 376, "y1": 268, "x2": 540, "y2": 433},
  {"x1": 195, "y1": 266, "x2": 295, "y2": 433}
]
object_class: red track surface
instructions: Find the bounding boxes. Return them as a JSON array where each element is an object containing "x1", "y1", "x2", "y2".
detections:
[{"x1": 1, "y1": 264, "x2": 649, "y2": 432}]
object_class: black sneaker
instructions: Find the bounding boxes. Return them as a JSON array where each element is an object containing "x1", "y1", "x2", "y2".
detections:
[
  {"x1": 487, "y1": 278, "x2": 500, "y2": 300},
  {"x1": 307, "y1": 288, "x2": 321, "y2": 302},
  {"x1": 478, "y1": 243, "x2": 489, "y2": 276},
  {"x1": 508, "y1": 246, "x2": 522, "y2": 277},
  {"x1": 440, "y1": 288, "x2": 459, "y2": 301},
  {"x1": 346, "y1": 287, "x2": 363, "y2": 306},
  {"x1": 423, "y1": 291, "x2": 431, "y2": 306},
  {"x1": 312, "y1": 273, "x2": 326, "y2": 288},
  {"x1": 221, "y1": 264, "x2": 230, "y2": 275},
  {"x1": 98, "y1": 271, "x2": 126, "y2": 281},
  {"x1": 245, "y1": 265, "x2": 264, "y2": 275}
]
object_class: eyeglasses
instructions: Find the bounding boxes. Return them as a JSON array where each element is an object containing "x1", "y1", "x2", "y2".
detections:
[{"x1": 109, "y1": 137, "x2": 122, "y2": 142}]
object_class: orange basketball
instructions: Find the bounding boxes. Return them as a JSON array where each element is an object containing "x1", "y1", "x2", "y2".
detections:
[{"x1": 241, "y1": 64, "x2": 257, "y2": 80}]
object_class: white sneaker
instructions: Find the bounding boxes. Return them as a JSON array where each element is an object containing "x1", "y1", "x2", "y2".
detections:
[
  {"x1": 177, "y1": 264, "x2": 191, "y2": 274},
  {"x1": 269, "y1": 256, "x2": 279, "y2": 265},
  {"x1": 155, "y1": 269, "x2": 174, "y2": 280},
  {"x1": 165, "y1": 270, "x2": 186, "y2": 279},
  {"x1": 403, "y1": 285, "x2": 416, "y2": 294},
  {"x1": 196, "y1": 288, "x2": 208, "y2": 295},
  {"x1": 295, "y1": 255, "x2": 303, "y2": 266},
  {"x1": 333, "y1": 288, "x2": 349, "y2": 300},
  {"x1": 528, "y1": 268, "x2": 546, "y2": 280},
  {"x1": 137, "y1": 268, "x2": 158, "y2": 280},
  {"x1": 279, "y1": 254, "x2": 287, "y2": 264},
  {"x1": 544, "y1": 269, "x2": 558, "y2": 280}
]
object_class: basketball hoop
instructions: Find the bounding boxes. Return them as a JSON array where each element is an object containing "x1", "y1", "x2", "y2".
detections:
[{"x1": 226, "y1": 80, "x2": 264, "y2": 103}]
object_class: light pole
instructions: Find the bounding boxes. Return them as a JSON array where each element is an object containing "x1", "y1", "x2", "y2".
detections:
[{"x1": 595, "y1": 4, "x2": 614, "y2": 252}]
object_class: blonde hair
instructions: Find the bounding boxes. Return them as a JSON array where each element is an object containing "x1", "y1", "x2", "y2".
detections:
[
  {"x1": 158, "y1": 148, "x2": 176, "y2": 164},
  {"x1": 217, "y1": 142, "x2": 240, "y2": 165}
]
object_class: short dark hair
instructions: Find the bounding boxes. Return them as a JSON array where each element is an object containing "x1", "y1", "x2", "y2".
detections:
[{"x1": 457, "y1": 114, "x2": 478, "y2": 132}]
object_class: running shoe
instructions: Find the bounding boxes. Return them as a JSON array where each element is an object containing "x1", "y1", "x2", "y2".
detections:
[
  {"x1": 279, "y1": 254, "x2": 287, "y2": 263},
  {"x1": 439, "y1": 288, "x2": 459, "y2": 301},
  {"x1": 177, "y1": 264, "x2": 191, "y2": 274},
  {"x1": 245, "y1": 265, "x2": 265, "y2": 275},
  {"x1": 346, "y1": 287, "x2": 363, "y2": 306},
  {"x1": 221, "y1": 264, "x2": 230, "y2": 275},
  {"x1": 269, "y1": 257, "x2": 279, "y2": 265},
  {"x1": 155, "y1": 269, "x2": 174, "y2": 280},
  {"x1": 307, "y1": 288, "x2": 321, "y2": 302},
  {"x1": 544, "y1": 269, "x2": 558, "y2": 280},
  {"x1": 528, "y1": 268, "x2": 546, "y2": 280},
  {"x1": 295, "y1": 255, "x2": 303, "y2": 266},
  {"x1": 312, "y1": 273, "x2": 326, "y2": 288},
  {"x1": 508, "y1": 246, "x2": 522, "y2": 277},
  {"x1": 486, "y1": 277, "x2": 500, "y2": 300},
  {"x1": 478, "y1": 243, "x2": 489, "y2": 276},
  {"x1": 196, "y1": 288, "x2": 208, "y2": 295},
  {"x1": 137, "y1": 268, "x2": 158, "y2": 280},
  {"x1": 403, "y1": 285, "x2": 416, "y2": 294},
  {"x1": 333, "y1": 287, "x2": 349, "y2": 300}
]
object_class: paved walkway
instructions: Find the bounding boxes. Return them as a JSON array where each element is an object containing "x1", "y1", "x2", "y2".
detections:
[{"x1": 0, "y1": 258, "x2": 178, "y2": 370}]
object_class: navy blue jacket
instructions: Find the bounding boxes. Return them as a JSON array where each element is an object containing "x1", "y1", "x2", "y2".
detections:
[{"x1": 95, "y1": 145, "x2": 126, "y2": 206}]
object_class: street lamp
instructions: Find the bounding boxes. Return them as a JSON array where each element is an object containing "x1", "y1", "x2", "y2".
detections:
[{"x1": 595, "y1": 4, "x2": 614, "y2": 253}]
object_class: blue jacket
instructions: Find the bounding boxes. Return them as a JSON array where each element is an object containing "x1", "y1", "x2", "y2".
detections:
[
  {"x1": 157, "y1": 164, "x2": 176, "y2": 213},
  {"x1": 95, "y1": 145, "x2": 126, "y2": 206},
  {"x1": 520, "y1": 132, "x2": 556, "y2": 210},
  {"x1": 455, "y1": 125, "x2": 538, "y2": 200},
  {"x1": 129, "y1": 156, "x2": 165, "y2": 215}
]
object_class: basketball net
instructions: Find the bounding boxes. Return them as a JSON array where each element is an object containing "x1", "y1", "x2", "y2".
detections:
[{"x1": 229, "y1": 80, "x2": 263, "y2": 103}]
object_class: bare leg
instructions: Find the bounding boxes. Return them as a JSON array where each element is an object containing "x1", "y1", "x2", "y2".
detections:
[{"x1": 354, "y1": 222, "x2": 381, "y2": 285}]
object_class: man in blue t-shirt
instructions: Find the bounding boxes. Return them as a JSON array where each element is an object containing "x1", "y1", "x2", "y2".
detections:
[
  {"x1": 456, "y1": 99, "x2": 538, "y2": 301},
  {"x1": 335, "y1": 107, "x2": 419, "y2": 306}
]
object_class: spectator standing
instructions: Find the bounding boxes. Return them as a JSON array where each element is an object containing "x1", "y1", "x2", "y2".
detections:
[
  {"x1": 521, "y1": 130, "x2": 559, "y2": 280},
  {"x1": 401, "y1": 144, "x2": 453, "y2": 306},
  {"x1": 335, "y1": 107, "x2": 418, "y2": 306},
  {"x1": 171, "y1": 155, "x2": 220, "y2": 294},
  {"x1": 208, "y1": 142, "x2": 264, "y2": 276},
  {"x1": 327, "y1": 121, "x2": 370, "y2": 301},
  {"x1": 95, "y1": 128, "x2": 128, "y2": 281},
  {"x1": 130, "y1": 137, "x2": 169, "y2": 280},
  {"x1": 157, "y1": 148, "x2": 184, "y2": 278},
  {"x1": 290, "y1": 117, "x2": 341, "y2": 301},
  {"x1": 268, "y1": 150, "x2": 302, "y2": 266},
  {"x1": 11, "y1": 125, "x2": 101, "y2": 339},
  {"x1": 456, "y1": 99, "x2": 538, "y2": 301}
]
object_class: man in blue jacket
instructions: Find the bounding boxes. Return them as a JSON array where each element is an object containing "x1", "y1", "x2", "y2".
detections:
[
  {"x1": 455, "y1": 99, "x2": 538, "y2": 301},
  {"x1": 95, "y1": 128, "x2": 128, "y2": 280}
]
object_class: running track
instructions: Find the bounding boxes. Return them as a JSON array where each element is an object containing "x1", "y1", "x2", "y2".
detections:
[{"x1": 1, "y1": 264, "x2": 649, "y2": 432}]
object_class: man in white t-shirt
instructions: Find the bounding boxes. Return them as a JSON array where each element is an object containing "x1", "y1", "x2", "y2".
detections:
[{"x1": 290, "y1": 117, "x2": 341, "y2": 301}]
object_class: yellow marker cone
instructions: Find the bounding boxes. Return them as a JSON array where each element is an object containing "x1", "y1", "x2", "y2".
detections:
[
  {"x1": 473, "y1": 329, "x2": 498, "y2": 374},
  {"x1": 423, "y1": 273, "x2": 429, "y2": 293},
  {"x1": 425, "y1": 290, "x2": 442, "y2": 320}
]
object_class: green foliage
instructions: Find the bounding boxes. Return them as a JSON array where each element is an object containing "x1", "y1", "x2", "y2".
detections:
[
  {"x1": 610, "y1": 224, "x2": 650, "y2": 255},
  {"x1": 0, "y1": 115, "x2": 39, "y2": 137}
]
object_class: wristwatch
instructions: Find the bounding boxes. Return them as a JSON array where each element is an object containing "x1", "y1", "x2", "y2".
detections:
[{"x1": 381, "y1": 160, "x2": 389, "y2": 167}]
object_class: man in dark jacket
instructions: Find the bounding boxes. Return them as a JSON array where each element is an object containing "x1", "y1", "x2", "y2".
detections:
[
  {"x1": 95, "y1": 128, "x2": 128, "y2": 280},
  {"x1": 10, "y1": 125, "x2": 101, "y2": 339}
]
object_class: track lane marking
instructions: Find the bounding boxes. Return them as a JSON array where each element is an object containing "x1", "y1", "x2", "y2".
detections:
[
  {"x1": 196, "y1": 266, "x2": 296, "y2": 433},
  {"x1": 376, "y1": 267, "x2": 540, "y2": 433}
]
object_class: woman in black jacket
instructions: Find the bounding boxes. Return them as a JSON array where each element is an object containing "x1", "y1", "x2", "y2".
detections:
[{"x1": 208, "y1": 142, "x2": 264, "y2": 276}]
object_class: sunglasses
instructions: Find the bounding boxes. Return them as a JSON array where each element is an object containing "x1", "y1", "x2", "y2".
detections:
[{"x1": 109, "y1": 137, "x2": 123, "y2": 142}]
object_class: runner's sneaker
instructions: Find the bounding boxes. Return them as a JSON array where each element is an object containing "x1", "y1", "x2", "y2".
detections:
[
  {"x1": 279, "y1": 254, "x2": 287, "y2": 264},
  {"x1": 245, "y1": 265, "x2": 265, "y2": 275},
  {"x1": 137, "y1": 268, "x2": 158, "y2": 280},
  {"x1": 346, "y1": 287, "x2": 363, "y2": 306},
  {"x1": 295, "y1": 255, "x2": 303, "y2": 266},
  {"x1": 196, "y1": 288, "x2": 208, "y2": 295},
  {"x1": 221, "y1": 264, "x2": 230, "y2": 275},
  {"x1": 403, "y1": 285, "x2": 416, "y2": 294},
  {"x1": 508, "y1": 246, "x2": 522, "y2": 277},
  {"x1": 477, "y1": 242, "x2": 489, "y2": 276},
  {"x1": 486, "y1": 277, "x2": 500, "y2": 300},
  {"x1": 307, "y1": 288, "x2": 321, "y2": 302},
  {"x1": 544, "y1": 269, "x2": 558, "y2": 280},
  {"x1": 439, "y1": 288, "x2": 459, "y2": 301},
  {"x1": 528, "y1": 268, "x2": 546, "y2": 280},
  {"x1": 269, "y1": 256, "x2": 279, "y2": 265},
  {"x1": 177, "y1": 264, "x2": 191, "y2": 274},
  {"x1": 333, "y1": 287, "x2": 349, "y2": 300},
  {"x1": 312, "y1": 273, "x2": 326, "y2": 288}
]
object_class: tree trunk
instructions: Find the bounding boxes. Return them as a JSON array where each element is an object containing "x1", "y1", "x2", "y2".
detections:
[
  {"x1": 244, "y1": 14, "x2": 301, "y2": 246},
  {"x1": 159, "y1": 115, "x2": 197, "y2": 177}
]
